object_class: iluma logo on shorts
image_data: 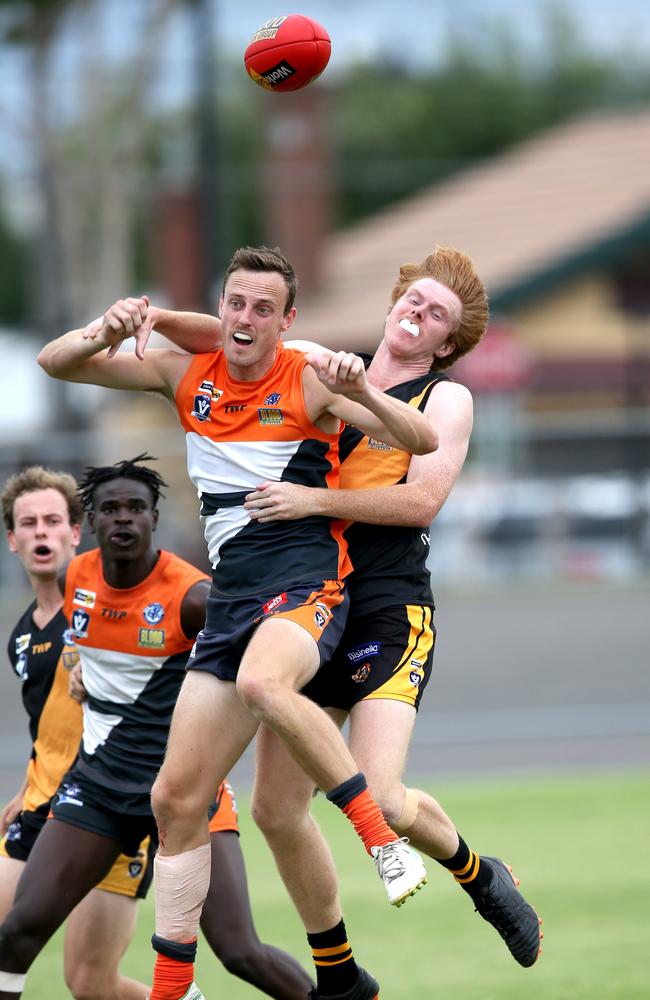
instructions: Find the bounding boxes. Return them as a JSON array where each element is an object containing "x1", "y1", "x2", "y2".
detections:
[{"x1": 346, "y1": 642, "x2": 381, "y2": 663}]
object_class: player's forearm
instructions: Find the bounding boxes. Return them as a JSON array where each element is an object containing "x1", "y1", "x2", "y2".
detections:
[
  {"x1": 312, "y1": 483, "x2": 435, "y2": 527},
  {"x1": 37, "y1": 327, "x2": 110, "y2": 377},
  {"x1": 151, "y1": 308, "x2": 221, "y2": 353},
  {"x1": 349, "y1": 385, "x2": 438, "y2": 456}
]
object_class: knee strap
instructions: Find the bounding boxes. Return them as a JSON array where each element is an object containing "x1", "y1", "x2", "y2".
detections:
[{"x1": 393, "y1": 787, "x2": 420, "y2": 834}]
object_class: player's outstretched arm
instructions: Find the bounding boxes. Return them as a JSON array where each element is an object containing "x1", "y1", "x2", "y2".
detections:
[
  {"x1": 82, "y1": 298, "x2": 222, "y2": 359},
  {"x1": 305, "y1": 349, "x2": 438, "y2": 456},
  {"x1": 245, "y1": 381, "x2": 472, "y2": 528},
  {"x1": 37, "y1": 312, "x2": 189, "y2": 396}
]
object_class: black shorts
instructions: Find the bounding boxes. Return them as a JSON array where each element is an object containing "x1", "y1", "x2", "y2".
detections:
[
  {"x1": 303, "y1": 603, "x2": 435, "y2": 713},
  {"x1": 51, "y1": 769, "x2": 158, "y2": 863},
  {"x1": 188, "y1": 579, "x2": 349, "y2": 682},
  {"x1": 1, "y1": 795, "x2": 155, "y2": 900}
]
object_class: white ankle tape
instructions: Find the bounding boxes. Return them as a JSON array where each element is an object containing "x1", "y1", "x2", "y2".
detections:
[
  {"x1": 0, "y1": 971, "x2": 27, "y2": 991},
  {"x1": 154, "y1": 842, "x2": 211, "y2": 940}
]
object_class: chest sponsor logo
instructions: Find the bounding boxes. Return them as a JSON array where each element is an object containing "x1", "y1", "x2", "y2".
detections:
[
  {"x1": 351, "y1": 662, "x2": 372, "y2": 684},
  {"x1": 367, "y1": 438, "x2": 393, "y2": 452},
  {"x1": 16, "y1": 653, "x2": 28, "y2": 681},
  {"x1": 143, "y1": 602, "x2": 165, "y2": 625},
  {"x1": 62, "y1": 646, "x2": 80, "y2": 671},
  {"x1": 32, "y1": 641, "x2": 52, "y2": 654},
  {"x1": 71, "y1": 609, "x2": 90, "y2": 638},
  {"x1": 264, "y1": 392, "x2": 281, "y2": 406},
  {"x1": 138, "y1": 627, "x2": 166, "y2": 648},
  {"x1": 346, "y1": 641, "x2": 381, "y2": 663},
  {"x1": 224, "y1": 403, "x2": 246, "y2": 414},
  {"x1": 15, "y1": 633, "x2": 30, "y2": 656},
  {"x1": 101, "y1": 608, "x2": 127, "y2": 620},
  {"x1": 258, "y1": 407, "x2": 283, "y2": 425},
  {"x1": 262, "y1": 592, "x2": 287, "y2": 615},
  {"x1": 73, "y1": 588, "x2": 96, "y2": 609}
]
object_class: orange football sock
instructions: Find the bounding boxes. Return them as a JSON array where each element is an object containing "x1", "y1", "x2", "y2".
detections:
[
  {"x1": 149, "y1": 949, "x2": 195, "y2": 1000},
  {"x1": 342, "y1": 787, "x2": 397, "y2": 854}
]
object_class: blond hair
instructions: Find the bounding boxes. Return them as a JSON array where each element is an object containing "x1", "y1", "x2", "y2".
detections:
[
  {"x1": 2, "y1": 466, "x2": 83, "y2": 532},
  {"x1": 390, "y1": 246, "x2": 489, "y2": 370}
]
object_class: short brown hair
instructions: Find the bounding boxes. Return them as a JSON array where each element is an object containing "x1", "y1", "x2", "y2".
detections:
[
  {"x1": 223, "y1": 245, "x2": 298, "y2": 314},
  {"x1": 2, "y1": 467, "x2": 83, "y2": 532},
  {"x1": 390, "y1": 246, "x2": 489, "y2": 370}
]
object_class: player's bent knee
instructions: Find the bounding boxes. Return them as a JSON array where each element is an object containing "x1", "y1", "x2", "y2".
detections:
[
  {"x1": 236, "y1": 673, "x2": 283, "y2": 721},
  {"x1": 251, "y1": 794, "x2": 292, "y2": 838},
  {"x1": 66, "y1": 965, "x2": 116, "y2": 1000}
]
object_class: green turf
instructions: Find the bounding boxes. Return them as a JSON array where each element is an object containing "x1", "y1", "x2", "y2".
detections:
[{"x1": 22, "y1": 770, "x2": 650, "y2": 999}]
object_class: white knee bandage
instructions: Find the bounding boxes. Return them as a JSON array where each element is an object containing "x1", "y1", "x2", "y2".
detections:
[
  {"x1": 154, "y1": 842, "x2": 211, "y2": 941},
  {"x1": 0, "y1": 971, "x2": 27, "y2": 991},
  {"x1": 393, "y1": 787, "x2": 420, "y2": 834}
]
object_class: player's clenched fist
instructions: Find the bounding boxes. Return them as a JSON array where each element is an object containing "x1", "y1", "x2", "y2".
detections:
[
  {"x1": 83, "y1": 296, "x2": 153, "y2": 359},
  {"x1": 305, "y1": 349, "x2": 367, "y2": 395}
]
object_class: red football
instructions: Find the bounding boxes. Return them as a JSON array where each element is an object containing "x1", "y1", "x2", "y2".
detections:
[{"x1": 244, "y1": 14, "x2": 331, "y2": 93}]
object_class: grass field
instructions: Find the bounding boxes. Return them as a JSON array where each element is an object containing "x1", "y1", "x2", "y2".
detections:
[{"x1": 22, "y1": 770, "x2": 650, "y2": 999}]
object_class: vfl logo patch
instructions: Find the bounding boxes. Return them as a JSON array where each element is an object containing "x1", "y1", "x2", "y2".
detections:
[
  {"x1": 264, "y1": 392, "x2": 281, "y2": 406},
  {"x1": 16, "y1": 654, "x2": 28, "y2": 681},
  {"x1": 138, "y1": 627, "x2": 165, "y2": 648},
  {"x1": 128, "y1": 860, "x2": 143, "y2": 879},
  {"x1": 143, "y1": 602, "x2": 165, "y2": 625},
  {"x1": 314, "y1": 602, "x2": 331, "y2": 629},
  {"x1": 73, "y1": 588, "x2": 96, "y2": 609},
  {"x1": 263, "y1": 592, "x2": 287, "y2": 615},
  {"x1": 410, "y1": 670, "x2": 423, "y2": 687},
  {"x1": 351, "y1": 663, "x2": 371, "y2": 684},
  {"x1": 71, "y1": 609, "x2": 90, "y2": 638},
  {"x1": 258, "y1": 407, "x2": 283, "y2": 425},
  {"x1": 192, "y1": 393, "x2": 211, "y2": 422},
  {"x1": 346, "y1": 642, "x2": 381, "y2": 663}
]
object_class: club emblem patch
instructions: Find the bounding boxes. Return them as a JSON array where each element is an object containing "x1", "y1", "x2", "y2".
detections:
[{"x1": 143, "y1": 602, "x2": 165, "y2": 625}]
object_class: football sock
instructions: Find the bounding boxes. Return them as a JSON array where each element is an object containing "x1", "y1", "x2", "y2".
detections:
[
  {"x1": 308, "y1": 919, "x2": 358, "y2": 996},
  {"x1": 150, "y1": 936, "x2": 196, "y2": 1000},
  {"x1": 327, "y1": 773, "x2": 397, "y2": 853},
  {"x1": 437, "y1": 834, "x2": 493, "y2": 900}
]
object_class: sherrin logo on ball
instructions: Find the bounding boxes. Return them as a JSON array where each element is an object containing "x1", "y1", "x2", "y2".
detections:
[{"x1": 244, "y1": 14, "x2": 331, "y2": 93}]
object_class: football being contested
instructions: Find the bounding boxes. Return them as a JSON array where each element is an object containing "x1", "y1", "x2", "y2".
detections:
[{"x1": 244, "y1": 14, "x2": 331, "y2": 92}]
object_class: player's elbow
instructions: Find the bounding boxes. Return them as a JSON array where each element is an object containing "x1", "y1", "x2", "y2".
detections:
[
  {"x1": 37, "y1": 344, "x2": 63, "y2": 377},
  {"x1": 411, "y1": 427, "x2": 439, "y2": 456}
]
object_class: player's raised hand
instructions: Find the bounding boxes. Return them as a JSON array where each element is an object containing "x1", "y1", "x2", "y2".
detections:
[
  {"x1": 83, "y1": 296, "x2": 155, "y2": 360},
  {"x1": 305, "y1": 349, "x2": 367, "y2": 395}
]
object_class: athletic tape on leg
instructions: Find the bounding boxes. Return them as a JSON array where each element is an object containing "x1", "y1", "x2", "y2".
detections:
[
  {"x1": 0, "y1": 970, "x2": 27, "y2": 991},
  {"x1": 154, "y1": 842, "x2": 211, "y2": 941},
  {"x1": 393, "y1": 787, "x2": 420, "y2": 834}
]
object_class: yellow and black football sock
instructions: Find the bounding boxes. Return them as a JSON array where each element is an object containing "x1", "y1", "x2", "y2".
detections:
[
  {"x1": 308, "y1": 919, "x2": 358, "y2": 996},
  {"x1": 437, "y1": 834, "x2": 493, "y2": 901}
]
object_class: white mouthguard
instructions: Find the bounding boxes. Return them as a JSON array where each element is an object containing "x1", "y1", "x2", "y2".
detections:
[{"x1": 399, "y1": 318, "x2": 420, "y2": 337}]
